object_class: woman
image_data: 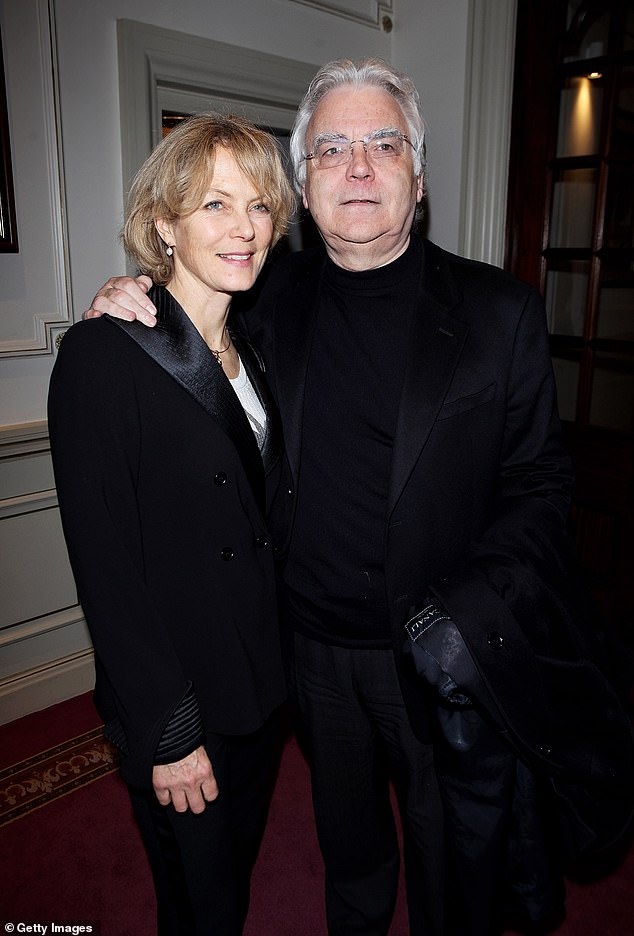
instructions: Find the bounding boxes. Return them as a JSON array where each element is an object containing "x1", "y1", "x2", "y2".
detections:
[{"x1": 48, "y1": 113, "x2": 296, "y2": 935}]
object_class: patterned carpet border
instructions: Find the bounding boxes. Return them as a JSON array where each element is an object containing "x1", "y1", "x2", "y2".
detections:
[{"x1": 0, "y1": 727, "x2": 119, "y2": 826}]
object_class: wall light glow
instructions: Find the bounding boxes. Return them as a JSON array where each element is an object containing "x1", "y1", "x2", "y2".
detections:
[{"x1": 561, "y1": 76, "x2": 601, "y2": 156}]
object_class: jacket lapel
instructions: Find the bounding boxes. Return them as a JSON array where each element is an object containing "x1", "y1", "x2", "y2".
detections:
[
  {"x1": 272, "y1": 251, "x2": 326, "y2": 485},
  {"x1": 238, "y1": 240, "x2": 467, "y2": 516},
  {"x1": 387, "y1": 241, "x2": 469, "y2": 516},
  {"x1": 106, "y1": 285, "x2": 266, "y2": 514}
]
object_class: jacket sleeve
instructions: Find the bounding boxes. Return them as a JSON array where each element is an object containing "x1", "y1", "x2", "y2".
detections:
[
  {"x1": 405, "y1": 284, "x2": 634, "y2": 860},
  {"x1": 429, "y1": 286, "x2": 578, "y2": 657},
  {"x1": 417, "y1": 284, "x2": 634, "y2": 795},
  {"x1": 48, "y1": 321, "x2": 202, "y2": 788}
]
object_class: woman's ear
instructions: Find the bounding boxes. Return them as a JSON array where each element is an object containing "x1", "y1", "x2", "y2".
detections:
[{"x1": 154, "y1": 218, "x2": 174, "y2": 248}]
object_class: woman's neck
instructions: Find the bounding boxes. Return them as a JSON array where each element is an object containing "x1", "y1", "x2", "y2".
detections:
[{"x1": 165, "y1": 279, "x2": 231, "y2": 351}]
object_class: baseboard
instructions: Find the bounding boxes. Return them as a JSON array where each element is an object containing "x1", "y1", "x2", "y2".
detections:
[{"x1": 0, "y1": 649, "x2": 95, "y2": 725}]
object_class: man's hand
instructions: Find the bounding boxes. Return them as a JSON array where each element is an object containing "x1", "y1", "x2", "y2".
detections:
[
  {"x1": 84, "y1": 274, "x2": 157, "y2": 326},
  {"x1": 152, "y1": 744, "x2": 219, "y2": 814}
]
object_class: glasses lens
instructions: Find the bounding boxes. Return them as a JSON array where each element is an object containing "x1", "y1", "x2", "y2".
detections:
[
  {"x1": 315, "y1": 140, "x2": 349, "y2": 167},
  {"x1": 311, "y1": 132, "x2": 408, "y2": 168},
  {"x1": 368, "y1": 134, "x2": 406, "y2": 158}
]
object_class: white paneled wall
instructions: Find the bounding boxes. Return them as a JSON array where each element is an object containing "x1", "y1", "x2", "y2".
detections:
[
  {"x1": 0, "y1": 422, "x2": 94, "y2": 723},
  {"x1": 0, "y1": 0, "x2": 516, "y2": 720}
]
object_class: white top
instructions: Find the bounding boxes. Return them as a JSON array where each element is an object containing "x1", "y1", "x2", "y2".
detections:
[{"x1": 229, "y1": 356, "x2": 267, "y2": 450}]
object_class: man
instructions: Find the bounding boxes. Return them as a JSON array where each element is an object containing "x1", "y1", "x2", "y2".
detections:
[{"x1": 85, "y1": 59, "x2": 633, "y2": 936}]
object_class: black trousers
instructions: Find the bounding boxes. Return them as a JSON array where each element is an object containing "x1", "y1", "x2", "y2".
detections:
[
  {"x1": 288, "y1": 630, "x2": 445, "y2": 936},
  {"x1": 128, "y1": 708, "x2": 285, "y2": 936}
]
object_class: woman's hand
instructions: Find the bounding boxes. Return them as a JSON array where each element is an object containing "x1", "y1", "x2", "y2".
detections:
[
  {"x1": 84, "y1": 274, "x2": 157, "y2": 326},
  {"x1": 152, "y1": 744, "x2": 219, "y2": 814}
]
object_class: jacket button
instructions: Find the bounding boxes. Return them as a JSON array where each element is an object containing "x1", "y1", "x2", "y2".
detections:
[
  {"x1": 287, "y1": 488, "x2": 294, "y2": 497},
  {"x1": 255, "y1": 536, "x2": 269, "y2": 549},
  {"x1": 214, "y1": 472, "x2": 227, "y2": 486},
  {"x1": 538, "y1": 744, "x2": 552, "y2": 757},
  {"x1": 220, "y1": 547, "x2": 234, "y2": 561},
  {"x1": 487, "y1": 632, "x2": 504, "y2": 649}
]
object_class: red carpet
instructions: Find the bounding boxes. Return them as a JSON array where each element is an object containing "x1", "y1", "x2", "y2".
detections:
[{"x1": 1, "y1": 693, "x2": 633, "y2": 935}]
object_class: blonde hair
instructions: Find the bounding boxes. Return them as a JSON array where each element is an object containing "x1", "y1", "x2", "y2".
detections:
[{"x1": 123, "y1": 112, "x2": 296, "y2": 285}]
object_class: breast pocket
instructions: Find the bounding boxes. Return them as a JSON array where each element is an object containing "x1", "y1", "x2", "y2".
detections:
[{"x1": 437, "y1": 382, "x2": 497, "y2": 420}]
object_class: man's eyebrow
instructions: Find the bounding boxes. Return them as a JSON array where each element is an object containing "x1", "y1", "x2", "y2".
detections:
[
  {"x1": 311, "y1": 127, "x2": 404, "y2": 148},
  {"x1": 371, "y1": 127, "x2": 404, "y2": 138},
  {"x1": 310, "y1": 131, "x2": 349, "y2": 148}
]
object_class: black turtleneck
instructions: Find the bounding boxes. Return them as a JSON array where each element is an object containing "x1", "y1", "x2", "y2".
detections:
[{"x1": 284, "y1": 234, "x2": 422, "y2": 646}]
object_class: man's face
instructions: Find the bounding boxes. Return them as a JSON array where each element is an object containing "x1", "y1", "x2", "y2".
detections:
[{"x1": 301, "y1": 86, "x2": 424, "y2": 271}]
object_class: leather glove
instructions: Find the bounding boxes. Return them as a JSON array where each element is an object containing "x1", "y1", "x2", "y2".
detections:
[{"x1": 403, "y1": 604, "x2": 475, "y2": 708}]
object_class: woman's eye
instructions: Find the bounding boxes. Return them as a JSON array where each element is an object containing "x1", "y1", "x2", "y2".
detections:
[
  {"x1": 204, "y1": 201, "x2": 223, "y2": 210},
  {"x1": 251, "y1": 203, "x2": 271, "y2": 213}
]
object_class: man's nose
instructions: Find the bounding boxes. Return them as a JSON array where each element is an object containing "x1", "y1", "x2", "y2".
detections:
[{"x1": 346, "y1": 141, "x2": 374, "y2": 179}]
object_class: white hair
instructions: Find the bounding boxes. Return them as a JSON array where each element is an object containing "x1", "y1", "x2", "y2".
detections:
[{"x1": 289, "y1": 57, "x2": 427, "y2": 193}]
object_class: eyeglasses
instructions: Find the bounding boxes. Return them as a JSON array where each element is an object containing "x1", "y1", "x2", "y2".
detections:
[{"x1": 304, "y1": 128, "x2": 415, "y2": 169}]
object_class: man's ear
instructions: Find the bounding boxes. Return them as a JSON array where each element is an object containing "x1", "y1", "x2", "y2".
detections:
[
  {"x1": 416, "y1": 174, "x2": 424, "y2": 204},
  {"x1": 155, "y1": 218, "x2": 174, "y2": 247},
  {"x1": 301, "y1": 185, "x2": 309, "y2": 211}
]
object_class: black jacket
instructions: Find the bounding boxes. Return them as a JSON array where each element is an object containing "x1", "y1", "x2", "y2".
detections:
[
  {"x1": 243, "y1": 239, "x2": 574, "y2": 724},
  {"x1": 242, "y1": 237, "x2": 634, "y2": 879},
  {"x1": 48, "y1": 286, "x2": 287, "y2": 789}
]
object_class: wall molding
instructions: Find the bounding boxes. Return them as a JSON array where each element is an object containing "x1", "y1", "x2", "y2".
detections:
[
  {"x1": 0, "y1": 595, "x2": 93, "y2": 728},
  {"x1": 459, "y1": 0, "x2": 518, "y2": 266},
  {"x1": 0, "y1": 0, "x2": 72, "y2": 357},
  {"x1": 0, "y1": 419, "x2": 49, "y2": 457},
  {"x1": 286, "y1": 0, "x2": 394, "y2": 29},
  {"x1": 0, "y1": 606, "x2": 85, "y2": 653},
  {"x1": 117, "y1": 20, "x2": 317, "y2": 196},
  {"x1": 0, "y1": 418, "x2": 93, "y2": 724},
  {"x1": 0, "y1": 489, "x2": 58, "y2": 521},
  {"x1": 0, "y1": 647, "x2": 94, "y2": 726}
]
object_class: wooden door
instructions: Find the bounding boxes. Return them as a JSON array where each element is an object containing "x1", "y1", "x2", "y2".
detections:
[{"x1": 506, "y1": 0, "x2": 634, "y2": 644}]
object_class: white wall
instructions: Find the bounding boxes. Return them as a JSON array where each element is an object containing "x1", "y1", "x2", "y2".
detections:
[
  {"x1": 395, "y1": 0, "x2": 470, "y2": 253},
  {"x1": 1, "y1": 0, "x2": 488, "y2": 426},
  {"x1": 1, "y1": 0, "x2": 515, "y2": 720},
  {"x1": 55, "y1": 0, "x2": 396, "y2": 359}
]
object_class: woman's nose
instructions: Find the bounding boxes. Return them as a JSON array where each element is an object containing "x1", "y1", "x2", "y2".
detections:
[{"x1": 231, "y1": 209, "x2": 256, "y2": 239}]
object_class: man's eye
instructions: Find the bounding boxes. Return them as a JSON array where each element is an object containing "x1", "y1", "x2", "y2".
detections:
[
  {"x1": 320, "y1": 145, "x2": 344, "y2": 158},
  {"x1": 373, "y1": 142, "x2": 396, "y2": 154}
]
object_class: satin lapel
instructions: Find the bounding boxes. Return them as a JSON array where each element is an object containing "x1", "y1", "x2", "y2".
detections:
[
  {"x1": 106, "y1": 285, "x2": 266, "y2": 513},
  {"x1": 387, "y1": 244, "x2": 469, "y2": 517},
  {"x1": 272, "y1": 252, "x2": 326, "y2": 483},
  {"x1": 231, "y1": 330, "x2": 283, "y2": 477}
]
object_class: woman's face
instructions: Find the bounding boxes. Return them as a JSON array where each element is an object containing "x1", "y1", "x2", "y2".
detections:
[{"x1": 156, "y1": 147, "x2": 274, "y2": 302}]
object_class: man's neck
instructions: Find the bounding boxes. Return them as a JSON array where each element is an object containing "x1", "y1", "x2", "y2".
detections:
[{"x1": 324, "y1": 235, "x2": 412, "y2": 272}]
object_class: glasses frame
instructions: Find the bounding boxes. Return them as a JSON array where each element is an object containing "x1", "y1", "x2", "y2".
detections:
[{"x1": 303, "y1": 128, "x2": 415, "y2": 169}]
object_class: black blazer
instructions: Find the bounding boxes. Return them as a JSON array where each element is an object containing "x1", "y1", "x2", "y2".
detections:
[
  {"x1": 241, "y1": 237, "x2": 634, "y2": 847},
  {"x1": 48, "y1": 286, "x2": 286, "y2": 789}
]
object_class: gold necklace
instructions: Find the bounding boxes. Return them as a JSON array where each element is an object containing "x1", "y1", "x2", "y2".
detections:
[{"x1": 210, "y1": 330, "x2": 231, "y2": 366}]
